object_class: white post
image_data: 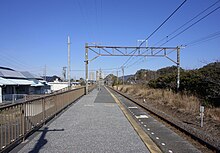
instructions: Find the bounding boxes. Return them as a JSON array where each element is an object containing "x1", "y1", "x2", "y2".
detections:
[
  {"x1": 85, "y1": 43, "x2": 89, "y2": 94},
  {"x1": 68, "y1": 36, "x2": 71, "y2": 87},
  {"x1": 99, "y1": 68, "x2": 101, "y2": 91},
  {"x1": 122, "y1": 66, "x2": 124, "y2": 85},
  {"x1": 177, "y1": 47, "x2": 180, "y2": 91},
  {"x1": 0, "y1": 86, "x2": 2, "y2": 103},
  {"x1": 200, "y1": 106, "x2": 204, "y2": 127}
]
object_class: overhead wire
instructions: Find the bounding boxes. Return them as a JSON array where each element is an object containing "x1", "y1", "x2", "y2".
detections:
[
  {"x1": 76, "y1": 0, "x2": 95, "y2": 39},
  {"x1": 70, "y1": 67, "x2": 119, "y2": 72},
  {"x1": 154, "y1": 0, "x2": 220, "y2": 46},
  {"x1": 139, "y1": 0, "x2": 187, "y2": 47},
  {"x1": 124, "y1": 1, "x2": 220, "y2": 69},
  {"x1": 160, "y1": 6, "x2": 220, "y2": 46},
  {"x1": 121, "y1": 0, "x2": 187, "y2": 68},
  {"x1": 185, "y1": 31, "x2": 220, "y2": 47},
  {"x1": 0, "y1": 49, "x2": 64, "y2": 76},
  {"x1": 0, "y1": 50, "x2": 44, "y2": 71}
]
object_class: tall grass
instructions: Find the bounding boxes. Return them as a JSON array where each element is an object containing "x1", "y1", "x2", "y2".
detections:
[{"x1": 115, "y1": 85, "x2": 220, "y2": 122}]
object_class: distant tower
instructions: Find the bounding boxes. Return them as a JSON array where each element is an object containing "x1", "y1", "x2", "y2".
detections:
[
  {"x1": 89, "y1": 71, "x2": 95, "y2": 81},
  {"x1": 96, "y1": 71, "x2": 99, "y2": 82}
]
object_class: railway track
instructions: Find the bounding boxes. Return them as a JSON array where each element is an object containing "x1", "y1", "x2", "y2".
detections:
[{"x1": 108, "y1": 86, "x2": 220, "y2": 153}]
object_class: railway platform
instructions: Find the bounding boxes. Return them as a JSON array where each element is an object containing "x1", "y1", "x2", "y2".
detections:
[
  {"x1": 10, "y1": 86, "x2": 202, "y2": 153},
  {"x1": 11, "y1": 86, "x2": 152, "y2": 153}
]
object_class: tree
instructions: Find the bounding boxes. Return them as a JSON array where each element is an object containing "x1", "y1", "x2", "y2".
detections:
[
  {"x1": 79, "y1": 78, "x2": 85, "y2": 86},
  {"x1": 149, "y1": 62, "x2": 220, "y2": 106}
]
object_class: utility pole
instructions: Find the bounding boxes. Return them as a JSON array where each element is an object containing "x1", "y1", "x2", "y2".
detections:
[
  {"x1": 116, "y1": 70, "x2": 119, "y2": 84},
  {"x1": 99, "y1": 68, "x2": 101, "y2": 90},
  {"x1": 67, "y1": 36, "x2": 71, "y2": 87},
  {"x1": 177, "y1": 47, "x2": 180, "y2": 91},
  {"x1": 85, "y1": 43, "x2": 89, "y2": 94},
  {"x1": 122, "y1": 66, "x2": 124, "y2": 85}
]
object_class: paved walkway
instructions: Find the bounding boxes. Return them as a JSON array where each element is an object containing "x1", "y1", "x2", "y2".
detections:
[{"x1": 14, "y1": 87, "x2": 149, "y2": 153}]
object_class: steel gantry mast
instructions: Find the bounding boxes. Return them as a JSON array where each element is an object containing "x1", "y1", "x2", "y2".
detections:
[{"x1": 85, "y1": 45, "x2": 181, "y2": 94}]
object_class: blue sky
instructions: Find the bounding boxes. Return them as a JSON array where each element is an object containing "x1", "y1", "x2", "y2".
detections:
[{"x1": 0, "y1": 0, "x2": 219, "y2": 79}]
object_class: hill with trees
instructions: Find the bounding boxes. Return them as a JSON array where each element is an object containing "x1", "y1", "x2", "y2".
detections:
[
  {"x1": 149, "y1": 62, "x2": 220, "y2": 106},
  {"x1": 105, "y1": 62, "x2": 220, "y2": 106}
]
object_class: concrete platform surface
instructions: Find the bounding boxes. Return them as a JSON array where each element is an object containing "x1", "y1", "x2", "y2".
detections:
[{"x1": 13, "y1": 87, "x2": 149, "y2": 153}]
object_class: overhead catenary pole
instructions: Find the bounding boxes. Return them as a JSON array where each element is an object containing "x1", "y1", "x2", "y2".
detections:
[
  {"x1": 116, "y1": 70, "x2": 119, "y2": 84},
  {"x1": 122, "y1": 66, "x2": 124, "y2": 85},
  {"x1": 85, "y1": 43, "x2": 89, "y2": 94},
  {"x1": 177, "y1": 47, "x2": 180, "y2": 91},
  {"x1": 99, "y1": 68, "x2": 101, "y2": 90},
  {"x1": 86, "y1": 45, "x2": 181, "y2": 89},
  {"x1": 68, "y1": 36, "x2": 71, "y2": 87}
]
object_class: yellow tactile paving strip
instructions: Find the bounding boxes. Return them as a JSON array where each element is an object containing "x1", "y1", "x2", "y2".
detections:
[{"x1": 105, "y1": 86, "x2": 162, "y2": 153}]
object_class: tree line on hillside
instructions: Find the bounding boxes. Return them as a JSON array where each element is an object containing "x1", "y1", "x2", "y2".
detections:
[{"x1": 105, "y1": 62, "x2": 220, "y2": 107}]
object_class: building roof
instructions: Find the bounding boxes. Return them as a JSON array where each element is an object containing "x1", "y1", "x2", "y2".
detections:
[
  {"x1": 20, "y1": 71, "x2": 43, "y2": 80},
  {"x1": 44, "y1": 75, "x2": 61, "y2": 82},
  {"x1": 0, "y1": 77, "x2": 17, "y2": 86},
  {"x1": 0, "y1": 67, "x2": 42, "y2": 80},
  {"x1": 6, "y1": 79, "x2": 33, "y2": 85},
  {"x1": 0, "y1": 67, "x2": 14, "y2": 71},
  {"x1": 30, "y1": 79, "x2": 44, "y2": 87},
  {"x1": 0, "y1": 68, "x2": 26, "y2": 79},
  {"x1": 0, "y1": 67, "x2": 47, "y2": 87},
  {"x1": 0, "y1": 78, "x2": 44, "y2": 86}
]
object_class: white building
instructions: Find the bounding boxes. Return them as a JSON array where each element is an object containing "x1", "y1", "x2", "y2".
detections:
[{"x1": 0, "y1": 67, "x2": 50, "y2": 103}]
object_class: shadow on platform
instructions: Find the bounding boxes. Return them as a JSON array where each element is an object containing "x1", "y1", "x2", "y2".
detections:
[{"x1": 28, "y1": 127, "x2": 64, "y2": 153}]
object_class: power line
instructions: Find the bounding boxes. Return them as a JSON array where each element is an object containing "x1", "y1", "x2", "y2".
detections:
[
  {"x1": 139, "y1": 0, "x2": 187, "y2": 47},
  {"x1": 76, "y1": 0, "x2": 95, "y2": 39},
  {"x1": 121, "y1": 0, "x2": 187, "y2": 68},
  {"x1": 154, "y1": 0, "x2": 220, "y2": 46},
  {"x1": 0, "y1": 50, "x2": 44, "y2": 71},
  {"x1": 70, "y1": 67, "x2": 119, "y2": 72},
  {"x1": 185, "y1": 31, "x2": 220, "y2": 47},
  {"x1": 160, "y1": 6, "x2": 220, "y2": 46},
  {"x1": 121, "y1": 49, "x2": 138, "y2": 67},
  {"x1": 124, "y1": 4, "x2": 220, "y2": 69}
]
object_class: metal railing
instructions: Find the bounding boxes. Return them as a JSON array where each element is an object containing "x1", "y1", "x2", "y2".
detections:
[
  {"x1": 0, "y1": 85, "x2": 96, "y2": 152},
  {"x1": 2, "y1": 94, "x2": 27, "y2": 103}
]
